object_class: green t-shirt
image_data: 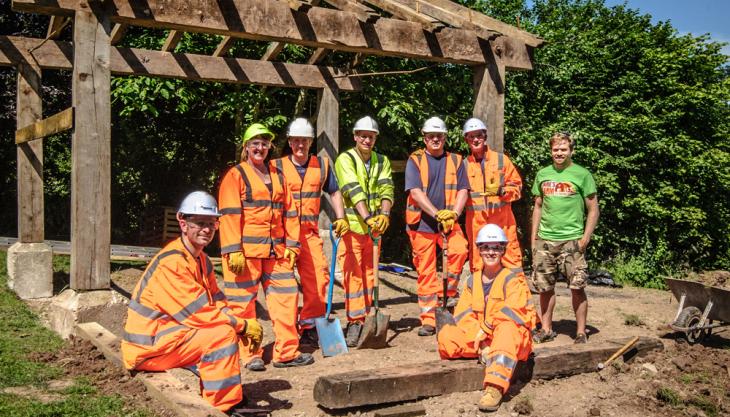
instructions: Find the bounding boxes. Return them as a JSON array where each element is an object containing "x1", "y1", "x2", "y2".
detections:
[{"x1": 531, "y1": 163, "x2": 597, "y2": 241}]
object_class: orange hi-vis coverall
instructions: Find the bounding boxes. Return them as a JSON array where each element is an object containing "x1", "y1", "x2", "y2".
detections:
[
  {"x1": 334, "y1": 148, "x2": 394, "y2": 323},
  {"x1": 218, "y1": 161, "x2": 302, "y2": 363},
  {"x1": 465, "y1": 150, "x2": 523, "y2": 270},
  {"x1": 437, "y1": 267, "x2": 536, "y2": 394},
  {"x1": 273, "y1": 155, "x2": 331, "y2": 329},
  {"x1": 406, "y1": 149, "x2": 469, "y2": 327},
  {"x1": 121, "y1": 238, "x2": 244, "y2": 412}
]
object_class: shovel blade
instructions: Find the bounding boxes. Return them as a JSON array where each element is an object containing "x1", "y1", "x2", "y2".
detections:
[
  {"x1": 435, "y1": 307, "x2": 456, "y2": 333},
  {"x1": 314, "y1": 317, "x2": 348, "y2": 357},
  {"x1": 357, "y1": 310, "x2": 390, "y2": 349}
]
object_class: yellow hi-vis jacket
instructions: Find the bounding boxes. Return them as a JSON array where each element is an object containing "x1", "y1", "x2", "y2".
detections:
[{"x1": 334, "y1": 148, "x2": 394, "y2": 235}]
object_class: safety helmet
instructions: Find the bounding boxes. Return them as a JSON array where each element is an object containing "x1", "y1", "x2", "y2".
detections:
[
  {"x1": 352, "y1": 116, "x2": 379, "y2": 134},
  {"x1": 178, "y1": 191, "x2": 221, "y2": 217},
  {"x1": 242, "y1": 123, "x2": 274, "y2": 144},
  {"x1": 463, "y1": 117, "x2": 487, "y2": 135},
  {"x1": 287, "y1": 117, "x2": 314, "y2": 138},
  {"x1": 421, "y1": 116, "x2": 448, "y2": 134},
  {"x1": 475, "y1": 224, "x2": 508, "y2": 244}
]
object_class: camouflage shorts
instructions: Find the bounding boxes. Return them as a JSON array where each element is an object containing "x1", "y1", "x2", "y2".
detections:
[{"x1": 530, "y1": 238, "x2": 588, "y2": 292}]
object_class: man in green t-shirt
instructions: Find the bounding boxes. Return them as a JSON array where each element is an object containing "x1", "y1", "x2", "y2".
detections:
[{"x1": 530, "y1": 132, "x2": 599, "y2": 344}]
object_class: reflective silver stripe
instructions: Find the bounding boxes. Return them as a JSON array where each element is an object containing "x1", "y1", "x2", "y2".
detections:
[
  {"x1": 212, "y1": 291, "x2": 226, "y2": 302},
  {"x1": 454, "y1": 307, "x2": 473, "y2": 322},
  {"x1": 349, "y1": 185, "x2": 364, "y2": 196},
  {"x1": 500, "y1": 306, "x2": 526, "y2": 326},
  {"x1": 228, "y1": 294, "x2": 256, "y2": 303},
  {"x1": 447, "y1": 272, "x2": 459, "y2": 279},
  {"x1": 469, "y1": 192, "x2": 482, "y2": 199},
  {"x1": 284, "y1": 210, "x2": 298, "y2": 218},
  {"x1": 345, "y1": 288, "x2": 374, "y2": 299},
  {"x1": 406, "y1": 204, "x2": 421, "y2": 212},
  {"x1": 224, "y1": 280, "x2": 258, "y2": 289},
  {"x1": 466, "y1": 205, "x2": 486, "y2": 211},
  {"x1": 235, "y1": 164, "x2": 253, "y2": 202},
  {"x1": 486, "y1": 371, "x2": 510, "y2": 382},
  {"x1": 123, "y1": 324, "x2": 186, "y2": 346},
  {"x1": 272, "y1": 202, "x2": 284, "y2": 209},
  {"x1": 301, "y1": 214, "x2": 319, "y2": 222},
  {"x1": 341, "y1": 182, "x2": 359, "y2": 193},
  {"x1": 265, "y1": 286, "x2": 300, "y2": 295},
  {"x1": 128, "y1": 299, "x2": 168, "y2": 320},
  {"x1": 420, "y1": 306, "x2": 435, "y2": 313},
  {"x1": 220, "y1": 207, "x2": 242, "y2": 215},
  {"x1": 466, "y1": 275, "x2": 474, "y2": 290},
  {"x1": 286, "y1": 239, "x2": 300, "y2": 247},
  {"x1": 377, "y1": 178, "x2": 393, "y2": 186},
  {"x1": 445, "y1": 184, "x2": 458, "y2": 190},
  {"x1": 136, "y1": 249, "x2": 185, "y2": 302},
  {"x1": 223, "y1": 310, "x2": 238, "y2": 329},
  {"x1": 172, "y1": 293, "x2": 210, "y2": 322},
  {"x1": 347, "y1": 307, "x2": 368, "y2": 318},
  {"x1": 221, "y1": 244, "x2": 240, "y2": 255},
  {"x1": 241, "y1": 200, "x2": 272, "y2": 208},
  {"x1": 261, "y1": 272, "x2": 294, "y2": 283},
  {"x1": 299, "y1": 318, "x2": 316, "y2": 326},
  {"x1": 202, "y1": 374, "x2": 242, "y2": 391},
  {"x1": 485, "y1": 354, "x2": 517, "y2": 370},
  {"x1": 487, "y1": 201, "x2": 508, "y2": 210},
  {"x1": 418, "y1": 294, "x2": 438, "y2": 302},
  {"x1": 201, "y1": 343, "x2": 239, "y2": 363},
  {"x1": 242, "y1": 236, "x2": 273, "y2": 245},
  {"x1": 299, "y1": 191, "x2": 321, "y2": 199},
  {"x1": 501, "y1": 270, "x2": 519, "y2": 296}
]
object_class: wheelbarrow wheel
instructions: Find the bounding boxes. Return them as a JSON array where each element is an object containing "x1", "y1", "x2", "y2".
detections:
[{"x1": 675, "y1": 306, "x2": 705, "y2": 344}]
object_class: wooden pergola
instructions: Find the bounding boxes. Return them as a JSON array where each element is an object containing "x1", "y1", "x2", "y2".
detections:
[{"x1": 2, "y1": 0, "x2": 542, "y2": 293}]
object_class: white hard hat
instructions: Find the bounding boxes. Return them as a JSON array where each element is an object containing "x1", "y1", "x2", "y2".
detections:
[
  {"x1": 287, "y1": 117, "x2": 314, "y2": 138},
  {"x1": 353, "y1": 116, "x2": 379, "y2": 134},
  {"x1": 463, "y1": 117, "x2": 487, "y2": 135},
  {"x1": 475, "y1": 224, "x2": 508, "y2": 244},
  {"x1": 178, "y1": 191, "x2": 221, "y2": 217},
  {"x1": 422, "y1": 116, "x2": 448, "y2": 133}
]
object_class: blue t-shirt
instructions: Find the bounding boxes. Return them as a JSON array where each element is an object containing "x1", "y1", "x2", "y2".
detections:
[
  {"x1": 290, "y1": 156, "x2": 339, "y2": 194},
  {"x1": 404, "y1": 151, "x2": 470, "y2": 233}
]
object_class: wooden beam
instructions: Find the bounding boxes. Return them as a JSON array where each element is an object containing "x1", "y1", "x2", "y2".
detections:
[
  {"x1": 473, "y1": 61, "x2": 504, "y2": 152},
  {"x1": 15, "y1": 107, "x2": 74, "y2": 144},
  {"x1": 362, "y1": 0, "x2": 441, "y2": 29},
  {"x1": 320, "y1": 0, "x2": 378, "y2": 21},
  {"x1": 212, "y1": 35, "x2": 235, "y2": 57},
  {"x1": 16, "y1": 62, "x2": 44, "y2": 243},
  {"x1": 109, "y1": 23, "x2": 128, "y2": 45},
  {"x1": 261, "y1": 42, "x2": 285, "y2": 61},
  {"x1": 307, "y1": 47, "x2": 329, "y2": 64},
  {"x1": 161, "y1": 30, "x2": 182, "y2": 52},
  {"x1": 0, "y1": 37, "x2": 361, "y2": 91},
  {"x1": 317, "y1": 85, "x2": 339, "y2": 230},
  {"x1": 47, "y1": 16, "x2": 70, "y2": 39},
  {"x1": 11, "y1": 0, "x2": 534, "y2": 68},
  {"x1": 314, "y1": 336, "x2": 664, "y2": 409},
  {"x1": 70, "y1": 8, "x2": 111, "y2": 290}
]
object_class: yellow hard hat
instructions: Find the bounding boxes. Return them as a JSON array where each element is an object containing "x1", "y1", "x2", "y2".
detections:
[{"x1": 242, "y1": 123, "x2": 274, "y2": 144}]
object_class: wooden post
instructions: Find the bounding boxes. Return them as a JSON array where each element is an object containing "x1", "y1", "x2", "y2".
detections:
[
  {"x1": 16, "y1": 62, "x2": 44, "y2": 243},
  {"x1": 473, "y1": 61, "x2": 505, "y2": 152},
  {"x1": 70, "y1": 6, "x2": 112, "y2": 290},
  {"x1": 316, "y1": 85, "x2": 339, "y2": 229}
]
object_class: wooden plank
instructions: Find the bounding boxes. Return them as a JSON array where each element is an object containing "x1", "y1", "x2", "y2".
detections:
[
  {"x1": 47, "y1": 15, "x2": 70, "y2": 39},
  {"x1": 362, "y1": 0, "x2": 441, "y2": 29},
  {"x1": 307, "y1": 47, "x2": 329, "y2": 64},
  {"x1": 313, "y1": 336, "x2": 664, "y2": 409},
  {"x1": 212, "y1": 35, "x2": 235, "y2": 57},
  {"x1": 261, "y1": 42, "x2": 285, "y2": 61},
  {"x1": 11, "y1": 0, "x2": 535, "y2": 68},
  {"x1": 16, "y1": 62, "x2": 44, "y2": 243},
  {"x1": 0, "y1": 36, "x2": 361, "y2": 91},
  {"x1": 70, "y1": 8, "x2": 111, "y2": 290},
  {"x1": 317, "y1": 85, "x2": 339, "y2": 230},
  {"x1": 161, "y1": 29, "x2": 182, "y2": 52},
  {"x1": 75, "y1": 322, "x2": 227, "y2": 417},
  {"x1": 473, "y1": 62, "x2": 504, "y2": 152},
  {"x1": 15, "y1": 107, "x2": 74, "y2": 144},
  {"x1": 109, "y1": 23, "x2": 128, "y2": 45},
  {"x1": 320, "y1": 0, "x2": 378, "y2": 21}
]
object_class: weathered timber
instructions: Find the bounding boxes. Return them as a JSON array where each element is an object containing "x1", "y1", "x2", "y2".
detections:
[
  {"x1": 70, "y1": 9, "x2": 111, "y2": 290},
  {"x1": 0, "y1": 36, "x2": 361, "y2": 91},
  {"x1": 308, "y1": 47, "x2": 330, "y2": 64},
  {"x1": 473, "y1": 62, "x2": 504, "y2": 152},
  {"x1": 109, "y1": 23, "x2": 127, "y2": 45},
  {"x1": 261, "y1": 42, "x2": 285, "y2": 61},
  {"x1": 15, "y1": 107, "x2": 74, "y2": 144},
  {"x1": 47, "y1": 15, "x2": 70, "y2": 39},
  {"x1": 320, "y1": 0, "x2": 379, "y2": 21},
  {"x1": 161, "y1": 29, "x2": 183, "y2": 52},
  {"x1": 313, "y1": 336, "x2": 664, "y2": 409},
  {"x1": 362, "y1": 0, "x2": 441, "y2": 29},
  {"x1": 75, "y1": 322, "x2": 227, "y2": 417},
  {"x1": 213, "y1": 35, "x2": 235, "y2": 57},
  {"x1": 317, "y1": 85, "x2": 339, "y2": 229},
  {"x1": 12, "y1": 0, "x2": 535, "y2": 68},
  {"x1": 16, "y1": 62, "x2": 44, "y2": 243}
]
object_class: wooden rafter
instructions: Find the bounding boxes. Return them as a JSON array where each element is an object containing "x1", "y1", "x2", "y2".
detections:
[
  {"x1": 46, "y1": 15, "x2": 69, "y2": 39},
  {"x1": 261, "y1": 42, "x2": 285, "y2": 61},
  {"x1": 307, "y1": 47, "x2": 329, "y2": 64},
  {"x1": 361, "y1": 0, "x2": 440, "y2": 29},
  {"x1": 110, "y1": 23, "x2": 128, "y2": 45},
  {"x1": 16, "y1": 107, "x2": 74, "y2": 144},
  {"x1": 320, "y1": 0, "x2": 378, "y2": 22},
  {"x1": 213, "y1": 36, "x2": 236, "y2": 57},
  {"x1": 0, "y1": 36, "x2": 361, "y2": 91},
  {"x1": 161, "y1": 30, "x2": 183, "y2": 52}
]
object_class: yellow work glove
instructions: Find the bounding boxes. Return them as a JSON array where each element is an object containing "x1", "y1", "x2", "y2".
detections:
[
  {"x1": 435, "y1": 209, "x2": 457, "y2": 222},
  {"x1": 365, "y1": 215, "x2": 379, "y2": 232},
  {"x1": 283, "y1": 248, "x2": 297, "y2": 269},
  {"x1": 372, "y1": 214, "x2": 390, "y2": 234},
  {"x1": 481, "y1": 176, "x2": 501, "y2": 197},
  {"x1": 241, "y1": 318, "x2": 263, "y2": 353},
  {"x1": 332, "y1": 218, "x2": 350, "y2": 237},
  {"x1": 226, "y1": 251, "x2": 246, "y2": 274},
  {"x1": 440, "y1": 218, "x2": 455, "y2": 234}
]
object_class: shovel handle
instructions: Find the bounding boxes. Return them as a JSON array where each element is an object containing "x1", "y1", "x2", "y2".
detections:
[
  {"x1": 369, "y1": 227, "x2": 381, "y2": 311},
  {"x1": 438, "y1": 224, "x2": 449, "y2": 309},
  {"x1": 326, "y1": 225, "x2": 341, "y2": 318}
]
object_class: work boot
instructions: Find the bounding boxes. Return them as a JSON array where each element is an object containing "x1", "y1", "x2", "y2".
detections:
[
  {"x1": 574, "y1": 333, "x2": 588, "y2": 344},
  {"x1": 272, "y1": 353, "x2": 314, "y2": 368},
  {"x1": 418, "y1": 324, "x2": 436, "y2": 336},
  {"x1": 300, "y1": 328, "x2": 319, "y2": 346},
  {"x1": 345, "y1": 322, "x2": 362, "y2": 347},
  {"x1": 245, "y1": 357, "x2": 266, "y2": 372},
  {"x1": 477, "y1": 386, "x2": 503, "y2": 412}
]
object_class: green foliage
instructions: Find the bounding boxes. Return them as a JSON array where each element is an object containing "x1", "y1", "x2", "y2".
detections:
[
  {"x1": 622, "y1": 314, "x2": 643, "y2": 327},
  {"x1": 656, "y1": 386, "x2": 682, "y2": 406}
]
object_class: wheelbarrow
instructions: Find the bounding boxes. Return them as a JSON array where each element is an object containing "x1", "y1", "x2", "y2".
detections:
[{"x1": 665, "y1": 278, "x2": 730, "y2": 344}]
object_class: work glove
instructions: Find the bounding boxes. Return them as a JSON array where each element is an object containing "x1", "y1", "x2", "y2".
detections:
[
  {"x1": 227, "y1": 251, "x2": 246, "y2": 274},
  {"x1": 332, "y1": 218, "x2": 350, "y2": 237},
  {"x1": 435, "y1": 209, "x2": 458, "y2": 222},
  {"x1": 283, "y1": 248, "x2": 297, "y2": 269},
  {"x1": 440, "y1": 218, "x2": 455, "y2": 234},
  {"x1": 372, "y1": 214, "x2": 390, "y2": 234},
  {"x1": 240, "y1": 318, "x2": 263, "y2": 353},
  {"x1": 365, "y1": 215, "x2": 379, "y2": 232},
  {"x1": 481, "y1": 176, "x2": 501, "y2": 197}
]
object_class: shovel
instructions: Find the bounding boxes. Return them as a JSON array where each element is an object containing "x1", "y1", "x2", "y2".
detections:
[
  {"x1": 435, "y1": 224, "x2": 456, "y2": 332},
  {"x1": 357, "y1": 229, "x2": 390, "y2": 349},
  {"x1": 314, "y1": 227, "x2": 348, "y2": 357}
]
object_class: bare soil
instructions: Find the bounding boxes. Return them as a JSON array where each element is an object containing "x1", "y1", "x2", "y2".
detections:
[{"x1": 685, "y1": 270, "x2": 730, "y2": 289}]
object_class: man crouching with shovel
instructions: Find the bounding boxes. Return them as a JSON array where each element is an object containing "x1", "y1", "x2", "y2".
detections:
[{"x1": 437, "y1": 224, "x2": 537, "y2": 412}]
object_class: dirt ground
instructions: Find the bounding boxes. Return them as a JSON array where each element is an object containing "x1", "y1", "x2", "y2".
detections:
[
  {"x1": 33, "y1": 266, "x2": 730, "y2": 417},
  {"x1": 685, "y1": 270, "x2": 730, "y2": 289}
]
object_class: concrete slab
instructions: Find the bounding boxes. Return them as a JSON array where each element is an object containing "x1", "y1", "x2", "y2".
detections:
[
  {"x1": 49, "y1": 288, "x2": 128, "y2": 338},
  {"x1": 7, "y1": 242, "x2": 53, "y2": 299}
]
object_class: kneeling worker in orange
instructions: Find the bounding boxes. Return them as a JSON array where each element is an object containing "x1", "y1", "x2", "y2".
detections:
[
  {"x1": 121, "y1": 191, "x2": 263, "y2": 414},
  {"x1": 437, "y1": 224, "x2": 537, "y2": 412}
]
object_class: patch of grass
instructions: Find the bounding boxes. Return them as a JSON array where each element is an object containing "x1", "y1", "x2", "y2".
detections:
[
  {"x1": 623, "y1": 313, "x2": 644, "y2": 326},
  {"x1": 656, "y1": 387, "x2": 682, "y2": 406},
  {"x1": 679, "y1": 372, "x2": 711, "y2": 384},
  {"x1": 687, "y1": 395, "x2": 718, "y2": 417}
]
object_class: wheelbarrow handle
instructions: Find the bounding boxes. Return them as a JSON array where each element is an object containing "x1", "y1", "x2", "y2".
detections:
[{"x1": 326, "y1": 225, "x2": 342, "y2": 318}]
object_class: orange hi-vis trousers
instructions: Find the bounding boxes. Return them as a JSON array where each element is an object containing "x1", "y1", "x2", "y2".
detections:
[
  {"x1": 222, "y1": 256, "x2": 301, "y2": 363},
  {"x1": 438, "y1": 320, "x2": 532, "y2": 394},
  {"x1": 467, "y1": 212, "x2": 522, "y2": 271},
  {"x1": 135, "y1": 326, "x2": 242, "y2": 412},
  {"x1": 407, "y1": 226, "x2": 468, "y2": 327},
  {"x1": 297, "y1": 228, "x2": 330, "y2": 329},
  {"x1": 337, "y1": 232, "x2": 378, "y2": 322}
]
